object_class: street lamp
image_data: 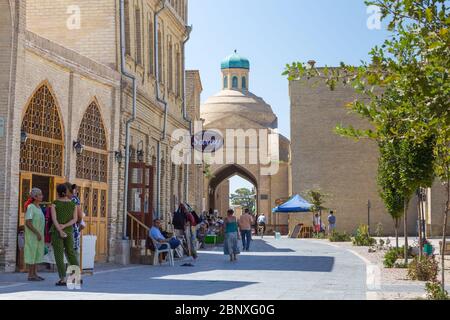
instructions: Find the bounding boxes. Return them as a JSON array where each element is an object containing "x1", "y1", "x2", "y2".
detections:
[
  {"x1": 20, "y1": 131, "x2": 28, "y2": 144},
  {"x1": 115, "y1": 151, "x2": 123, "y2": 165},
  {"x1": 137, "y1": 150, "x2": 144, "y2": 162},
  {"x1": 73, "y1": 140, "x2": 84, "y2": 155},
  {"x1": 137, "y1": 141, "x2": 145, "y2": 162}
]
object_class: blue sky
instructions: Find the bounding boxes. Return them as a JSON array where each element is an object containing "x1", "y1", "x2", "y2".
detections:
[{"x1": 185, "y1": 0, "x2": 390, "y2": 193}]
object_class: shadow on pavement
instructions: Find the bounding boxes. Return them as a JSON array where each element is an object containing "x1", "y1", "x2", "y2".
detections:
[{"x1": 0, "y1": 239, "x2": 335, "y2": 297}]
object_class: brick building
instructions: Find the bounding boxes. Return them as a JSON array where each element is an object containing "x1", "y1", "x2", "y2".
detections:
[{"x1": 0, "y1": 0, "x2": 197, "y2": 272}]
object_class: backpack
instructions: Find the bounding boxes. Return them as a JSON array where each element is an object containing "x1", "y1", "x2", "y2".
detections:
[
  {"x1": 44, "y1": 206, "x2": 53, "y2": 244},
  {"x1": 172, "y1": 208, "x2": 186, "y2": 230},
  {"x1": 191, "y1": 211, "x2": 201, "y2": 225},
  {"x1": 328, "y1": 215, "x2": 336, "y2": 225}
]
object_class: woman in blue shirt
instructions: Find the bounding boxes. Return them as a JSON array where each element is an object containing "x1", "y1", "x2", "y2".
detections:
[{"x1": 223, "y1": 209, "x2": 240, "y2": 262}]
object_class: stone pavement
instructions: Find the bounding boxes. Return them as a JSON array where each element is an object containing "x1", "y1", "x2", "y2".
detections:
[{"x1": 0, "y1": 238, "x2": 367, "y2": 300}]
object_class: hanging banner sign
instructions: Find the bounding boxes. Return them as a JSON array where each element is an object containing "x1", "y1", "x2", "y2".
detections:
[{"x1": 191, "y1": 130, "x2": 224, "y2": 153}]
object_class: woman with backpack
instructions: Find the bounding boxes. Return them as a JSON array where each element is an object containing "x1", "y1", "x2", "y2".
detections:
[
  {"x1": 223, "y1": 209, "x2": 240, "y2": 262},
  {"x1": 51, "y1": 184, "x2": 80, "y2": 286}
]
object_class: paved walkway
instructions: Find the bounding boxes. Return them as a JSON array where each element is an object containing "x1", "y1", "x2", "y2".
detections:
[{"x1": 0, "y1": 238, "x2": 367, "y2": 300}]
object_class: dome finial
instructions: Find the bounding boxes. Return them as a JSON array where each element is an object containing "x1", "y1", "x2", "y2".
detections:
[{"x1": 221, "y1": 51, "x2": 250, "y2": 70}]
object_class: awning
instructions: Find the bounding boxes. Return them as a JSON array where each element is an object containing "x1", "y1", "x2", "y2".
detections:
[{"x1": 272, "y1": 194, "x2": 313, "y2": 213}]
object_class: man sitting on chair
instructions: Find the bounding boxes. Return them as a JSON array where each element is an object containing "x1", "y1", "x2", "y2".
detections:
[{"x1": 150, "y1": 219, "x2": 182, "y2": 251}]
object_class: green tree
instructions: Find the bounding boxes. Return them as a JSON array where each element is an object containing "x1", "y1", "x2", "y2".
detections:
[
  {"x1": 284, "y1": 0, "x2": 448, "y2": 273},
  {"x1": 434, "y1": 119, "x2": 450, "y2": 288},
  {"x1": 302, "y1": 188, "x2": 330, "y2": 232},
  {"x1": 378, "y1": 142, "x2": 405, "y2": 249},
  {"x1": 230, "y1": 188, "x2": 256, "y2": 211}
]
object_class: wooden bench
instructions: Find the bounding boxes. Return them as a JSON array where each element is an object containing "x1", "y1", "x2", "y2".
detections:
[{"x1": 439, "y1": 241, "x2": 450, "y2": 255}]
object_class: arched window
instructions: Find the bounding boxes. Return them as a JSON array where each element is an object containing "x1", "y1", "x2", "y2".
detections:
[
  {"x1": 176, "y1": 48, "x2": 181, "y2": 96},
  {"x1": 242, "y1": 77, "x2": 247, "y2": 89},
  {"x1": 135, "y1": 7, "x2": 142, "y2": 64},
  {"x1": 157, "y1": 28, "x2": 163, "y2": 83},
  {"x1": 76, "y1": 101, "x2": 108, "y2": 183},
  {"x1": 124, "y1": 0, "x2": 131, "y2": 55},
  {"x1": 168, "y1": 38, "x2": 173, "y2": 92},
  {"x1": 20, "y1": 84, "x2": 64, "y2": 176},
  {"x1": 223, "y1": 76, "x2": 228, "y2": 89},
  {"x1": 148, "y1": 18, "x2": 154, "y2": 75},
  {"x1": 232, "y1": 76, "x2": 238, "y2": 89}
]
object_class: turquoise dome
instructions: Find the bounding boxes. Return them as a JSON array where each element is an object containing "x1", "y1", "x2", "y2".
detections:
[{"x1": 221, "y1": 51, "x2": 250, "y2": 70}]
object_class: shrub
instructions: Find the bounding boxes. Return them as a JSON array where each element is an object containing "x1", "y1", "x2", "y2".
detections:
[
  {"x1": 312, "y1": 233, "x2": 326, "y2": 239},
  {"x1": 384, "y1": 247, "x2": 404, "y2": 268},
  {"x1": 352, "y1": 225, "x2": 376, "y2": 247},
  {"x1": 425, "y1": 281, "x2": 449, "y2": 300},
  {"x1": 329, "y1": 231, "x2": 351, "y2": 242},
  {"x1": 375, "y1": 223, "x2": 383, "y2": 237},
  {"x1": 407, "y1": 256, "x2": 439, "y2": 282}
]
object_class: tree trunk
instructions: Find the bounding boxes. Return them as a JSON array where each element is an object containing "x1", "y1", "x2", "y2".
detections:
[
  {"x1": 418, "y1": 191, "x2": 423, "y2": 258},
  {"x1": 395, "y1": 218, "x2": 399, "y2": 250},
  {"x1": 441, "y1": 180, "x2": 449, "y2": 291},
  {"x1": 404, "y1": 199, "x2": 409, "y2": 265}
]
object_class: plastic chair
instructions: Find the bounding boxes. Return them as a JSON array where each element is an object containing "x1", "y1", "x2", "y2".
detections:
[{"x1": 150, "y1": 236, "x2": 174, "y2": 266}]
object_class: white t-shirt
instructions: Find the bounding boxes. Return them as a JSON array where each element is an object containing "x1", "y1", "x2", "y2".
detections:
[{"x1": 257, "y1": 215, "x2": 266, "y2": 224}]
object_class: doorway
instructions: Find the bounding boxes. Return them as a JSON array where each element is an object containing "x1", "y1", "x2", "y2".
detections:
[
  {"x1": 18, "y1": 173, "x2": 64, "y2": 226},
  {"x1": 127, "y1": 162, "x2": 154, "y2": 238},
  {"x1": 77, "y1": 182, "x2": 108, "y2": 262}
]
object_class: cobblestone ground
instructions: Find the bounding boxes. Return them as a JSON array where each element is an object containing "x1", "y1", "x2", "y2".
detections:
[{"x1": 0, "y1": 238, "x2": 367, "y2": 300}]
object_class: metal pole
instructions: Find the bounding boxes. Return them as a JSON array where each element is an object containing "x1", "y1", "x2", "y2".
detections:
[
  {"x1": 368, "y1": 200, "x2": 371, "y2": 235},
  {"x1": 154, "y1": 1, "x2": 167, "y2": 219}
]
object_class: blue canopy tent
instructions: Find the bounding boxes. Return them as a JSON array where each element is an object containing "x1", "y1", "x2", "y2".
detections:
[
  {"x1": 272, "y1": 194, "x2": 313, "y2": 213},
  {"x1": 272, "y1": 195, "x2": 313, "y2": 235}
]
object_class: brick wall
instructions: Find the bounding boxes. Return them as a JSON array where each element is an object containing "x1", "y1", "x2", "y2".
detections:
[
  {"x1": 289, "y1": 78, "x2": 447, "y2": 236},
  {"x1": 185, "y1": 70, "x2": 204, "y2": 212},
  {"x1": 26, "y1": 0, "x2": 117, "y2": 68},
  {"x1": 0, "y1": 0, "x2": 16, "y2": 272}
]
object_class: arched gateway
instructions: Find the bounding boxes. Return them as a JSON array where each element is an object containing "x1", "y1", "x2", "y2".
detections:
[
  {"x1": 201, "y1": 52, "x2": 291, "y2": 234},
  {"x1": 208, "y1": 165, "x2": 259, "y2": 214}
]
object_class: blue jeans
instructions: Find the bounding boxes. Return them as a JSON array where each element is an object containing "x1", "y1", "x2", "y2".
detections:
[
  {"x1": 158, "y1": 238, "x2": 181, "y2": 250},
  {"x1": 241, "y1": 230, "x2": 252, "y2": 251}
]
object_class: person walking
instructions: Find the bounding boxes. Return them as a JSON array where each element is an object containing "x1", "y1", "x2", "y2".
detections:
[
  {"x1": 257, "y1": 213, "x2": 267, "y2": 235},
  {"x1": 328, "y1": 211, "x2": 337, "y2": 234},
  {"x1": 24, "y1": 188, "x2": 45, "y2": 281},
  {"x1": 186, "y1": 207, "x2": 198, "y2": 260},
  {"x1": 223, "y1": 209, "x2": 240, "y2": 262},
  {"x1": 51, "y1": 184, "x2": 80, "y2": 286},
  {"x1": 239, "y1": 208, "x2": 254, "y2": 251}
]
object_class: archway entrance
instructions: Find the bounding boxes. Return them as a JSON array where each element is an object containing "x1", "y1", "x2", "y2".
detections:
[
  {"x1": 75, "y1": 100, "x2": 109, "y2": 262},
  {"x1": 18, "y1": 83, "x2": 66, "y2": 271},
  {"x1": 208, "y1": 165, "x2": 258, "y2": 216}
]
